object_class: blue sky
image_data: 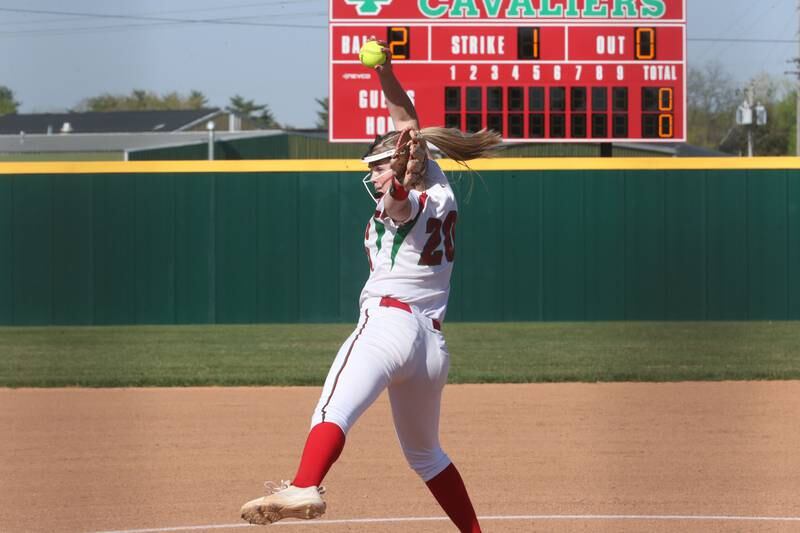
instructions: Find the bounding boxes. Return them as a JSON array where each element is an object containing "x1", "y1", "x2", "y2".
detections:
[{"x1": 0, "y1": 0, "x2": 797, "y2": 127}]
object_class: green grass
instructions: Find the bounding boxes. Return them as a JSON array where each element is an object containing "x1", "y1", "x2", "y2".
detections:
[{"x1": 1, "y1": 322, "x2": 799, "y2": 387}]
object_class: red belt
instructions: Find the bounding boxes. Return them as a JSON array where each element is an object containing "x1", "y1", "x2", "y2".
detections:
[{"x1": 379, "y1": 296, "x2": 441, "y2": 331}]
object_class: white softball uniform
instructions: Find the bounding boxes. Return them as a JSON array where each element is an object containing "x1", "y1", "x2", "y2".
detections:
[{"x1": 311, "y1": 160, "x2": 457, "y2": 481}]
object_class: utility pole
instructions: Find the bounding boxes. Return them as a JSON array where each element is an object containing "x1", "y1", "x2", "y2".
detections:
[
  {"x1": 737, "y1": 86, "x2": 767, "y2": 157},
  {"x1": 784, "y1": 1, "x2": 800, "y2": 154},
  {"x1": 737, "y1": 87, "x2": 754, "y2": 156},
  {"x1": 747, "y1": 87, "x2": 754, "y2": 157}
]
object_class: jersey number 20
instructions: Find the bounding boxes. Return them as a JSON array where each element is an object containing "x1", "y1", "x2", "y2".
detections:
[{"x1": 419, "y1": 211, "x2": 457, "y2": 266}]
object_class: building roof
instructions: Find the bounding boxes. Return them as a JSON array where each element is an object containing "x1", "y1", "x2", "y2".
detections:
[
  {"x1": 0, "y1": 131, "x2": 282, "y2": 154},
  {"x1": 0, "y1": 109, "x2": 224, "y2": 135}
]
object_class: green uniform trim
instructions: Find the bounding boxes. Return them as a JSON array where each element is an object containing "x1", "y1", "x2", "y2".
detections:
[{"x1": 389, "y1": 197, "x2": 427, "y2": 269}]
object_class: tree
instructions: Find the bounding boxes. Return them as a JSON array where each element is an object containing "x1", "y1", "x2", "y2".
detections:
[
  {"x1": 75, "y1": 89, "x2": 209, "y2": 111},
  {"x1": 687, "y1": 61, "x2": 738, "y2": 150},
  {"x1": 0, "y1": 85, "x2": 20, "y2": 115},
  {"x1": 227, "y1": 94, "x2": 263, "y2": 117},
  {"x1": 227, "y1": 94, "x2": 281, "y2": 129},
  {"x1": 187, "y1": 90, "x2": 208, "y2": 109},
  {"x1": 314, "y1": 97, "x2": 329, "y2": 130},
  {"x1": 778, "y1": 90, "x2": 797, "y2": 155}
]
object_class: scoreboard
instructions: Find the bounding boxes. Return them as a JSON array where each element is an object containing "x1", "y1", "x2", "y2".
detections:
[{"x1": 329, "y1": 0, "x2": 686, "y2": 143}]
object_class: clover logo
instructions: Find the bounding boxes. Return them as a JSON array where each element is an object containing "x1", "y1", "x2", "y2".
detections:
[{"x1": 344, "y1": 0, "x2": 393, "y2": 16}]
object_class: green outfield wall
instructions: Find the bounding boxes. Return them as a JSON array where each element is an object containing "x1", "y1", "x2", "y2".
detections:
[{"x1": 1, "y1": 158, "x2": 799, "y2": 325}]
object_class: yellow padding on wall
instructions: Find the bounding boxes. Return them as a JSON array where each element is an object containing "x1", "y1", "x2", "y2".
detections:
[{"x1": 1, "y1": 157, "x2": 799, "y2": 175}]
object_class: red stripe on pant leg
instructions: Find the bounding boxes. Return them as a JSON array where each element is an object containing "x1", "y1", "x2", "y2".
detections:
[
  {"x1": 425, "y1": 463, "x2": 482, "y2": 533},
  {"x1": 320, "y1": 309, "x2": 370, "y2": 423},
  {"x1": 290, "y1": 312, "x2": 370, "y2": 488}
]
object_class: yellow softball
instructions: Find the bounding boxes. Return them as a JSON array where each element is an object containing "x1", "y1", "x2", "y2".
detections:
[{"x1": 359, "y1": 41, "x2": 386, "y2": 69}]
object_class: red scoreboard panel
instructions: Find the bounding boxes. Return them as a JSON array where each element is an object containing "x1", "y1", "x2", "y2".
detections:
[{"x1": 329, "y1": 0, "x2": 686, "y2": 143}]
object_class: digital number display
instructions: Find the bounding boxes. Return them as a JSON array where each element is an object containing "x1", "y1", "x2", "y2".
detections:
[
  {"x1": 387, "y1": 26, "x2": 410, "y2": 59},
  {"x1": 518, "y1": 27, "x2": 540, "y2": 60},
  {"x1": 330, "y1": 0, "x2": 686, "y2": 143}
]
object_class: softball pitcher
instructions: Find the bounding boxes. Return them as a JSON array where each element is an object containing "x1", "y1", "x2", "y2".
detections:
[{"x1": 241, "y1": 41, "x2": 501, "y2": 532}]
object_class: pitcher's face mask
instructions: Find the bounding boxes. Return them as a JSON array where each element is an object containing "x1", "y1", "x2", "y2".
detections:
[
  {"x1": 361, "y1": 148, "x2": 396, "y2": 204},
  {"x1": 362, "y1": 168, "x2": 393, "y2": 204}
]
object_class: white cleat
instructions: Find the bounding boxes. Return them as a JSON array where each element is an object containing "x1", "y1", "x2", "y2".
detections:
[{"x1": 241, "y1": 481, "x2": 327, "y2": 525}]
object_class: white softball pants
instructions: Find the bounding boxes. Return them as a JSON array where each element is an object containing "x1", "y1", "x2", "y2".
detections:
[{"x1": 310, "y1": 298, "x2": 452, "y2": 482}]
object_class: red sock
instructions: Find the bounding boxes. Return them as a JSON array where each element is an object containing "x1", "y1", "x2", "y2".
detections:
[
  {"x1": 292, "y1": 422, "x2": 346, "y2": 488},
  {"x1": 425, "y1": 463, "x2": 481, "y2": 533}
]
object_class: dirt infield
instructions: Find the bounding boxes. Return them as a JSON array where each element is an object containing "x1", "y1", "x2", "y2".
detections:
[{"x1": 2, "y1": 382, "x2": 800, "y2": 533}]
